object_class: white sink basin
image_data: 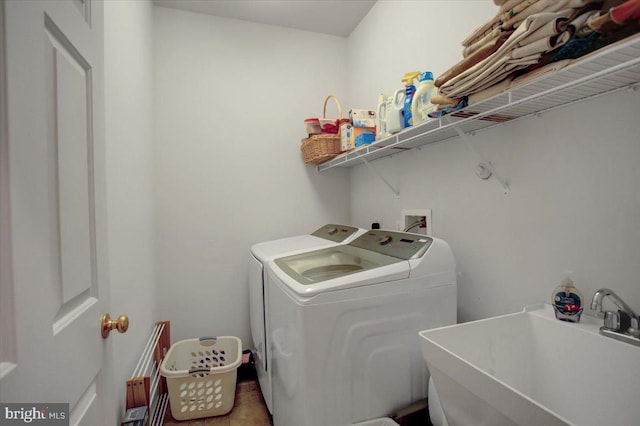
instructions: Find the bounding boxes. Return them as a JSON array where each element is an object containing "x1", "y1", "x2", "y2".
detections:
[{"x1": 419, "y1": 304, "x2": 640, "y2": 426}]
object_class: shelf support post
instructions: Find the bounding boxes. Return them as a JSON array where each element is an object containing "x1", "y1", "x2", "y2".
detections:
[
  {"x1": 447, "y1": 118, "x2": 510, "y2": 196},
  {"x1": 357, "y1": 155, "x2": 400, "y2": 197}
]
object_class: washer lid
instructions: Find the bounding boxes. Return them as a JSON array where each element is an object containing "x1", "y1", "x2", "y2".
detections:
[
  {"x1": 269, "y1": 230, "x2": 435, "y2": 296},
  {"x1": 250, "y1": 224, "x2": 365, "y2": 261},
  {"x1": 268, "y1": 248, "x2": 409, "y2": 296},
  {"x1": 273, "y1": 244, "x2": 403, "y2": 286}
]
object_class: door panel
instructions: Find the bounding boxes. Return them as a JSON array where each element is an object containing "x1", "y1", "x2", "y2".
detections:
[
  {"x1": 46, "y1": 13, "x2": 96, "y2": 312},
  {"x1": 1, "y1": 0, "x2": 114, "y2": 423}
]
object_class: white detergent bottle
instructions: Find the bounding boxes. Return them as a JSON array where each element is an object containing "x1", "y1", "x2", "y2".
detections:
[
  {"x1": 376, "y1": 93, "x2": 392, "y2": 140},
  {"x1": 411, "y1": 71, "x2": 437, "y2": 124},
  {"x1": 386, "y1": 88, "x2": 405, "y2": 134}
]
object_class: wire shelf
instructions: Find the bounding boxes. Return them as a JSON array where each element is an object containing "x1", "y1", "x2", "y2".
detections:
[{"x1": 318, "y1": 34, "x2": 640, "y2": 172}]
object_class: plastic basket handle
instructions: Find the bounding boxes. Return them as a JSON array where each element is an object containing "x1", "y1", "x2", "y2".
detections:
[
  {"x1": 323, "y1": 94, "x2": 343, "y2": 119},
  {"x1": 188, "y1": 367, "x2": 211, "y2": 374},
  {"x1": 199, "y1": 336, "x2": 217, "y2": 346}
]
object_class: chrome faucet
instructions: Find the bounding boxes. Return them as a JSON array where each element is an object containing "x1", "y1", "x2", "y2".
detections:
[{"x1": 591, "y1": 288, "x2": 640, "y2": 346}]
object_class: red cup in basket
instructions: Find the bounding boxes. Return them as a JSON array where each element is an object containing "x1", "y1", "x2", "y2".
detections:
[
  {"x1": 319, "y1": 118, "x2": 339, "y2": 134},
  {"x1": 304, "y1": 118, "x2": 322, "y2": 135}
]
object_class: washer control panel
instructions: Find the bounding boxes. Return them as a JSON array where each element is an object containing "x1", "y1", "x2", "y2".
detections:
[
  {"x1": 311, "y1": 224, "x2": 361, "y2": 243},
  {"x1": 349, "y1": 230, "x2": 433, "y2": 259}
]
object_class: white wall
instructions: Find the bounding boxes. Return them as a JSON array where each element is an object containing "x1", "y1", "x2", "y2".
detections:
[
  {"x1": 153, "y1": 7, "x2": 351, "y2": 345},
  {"x1": 348, "y1": 0, "x2": 497, "y2": 108},
  {"x1": 104, "y1": 0, "x2": 156, "y2": 415},
  {"x1": 348, "y1": 1, "x2": 640, "y2": 322}
]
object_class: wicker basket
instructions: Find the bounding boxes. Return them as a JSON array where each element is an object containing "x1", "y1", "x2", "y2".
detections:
[
  {"x1": 318, "y1": 94, "x2": 342, "y2": 134},
  {"x1": 301, "y1": 95, "x2": 345, "y2": 164},
  {"x1": 301, "y1": 134, "x2": 342, "y2": 164}
]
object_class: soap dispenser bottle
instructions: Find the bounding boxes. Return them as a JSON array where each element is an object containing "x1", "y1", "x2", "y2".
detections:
[{"x1": 551, "y1": 277, "x2": 584, "y2": 322}]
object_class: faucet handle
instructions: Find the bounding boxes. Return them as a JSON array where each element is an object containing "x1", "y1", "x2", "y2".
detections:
[
  {"x1": 603, "y1": 311, "x2": 620, "y2": 331},
  {"x1": 618, "y1": 310, "x2": 632, "y2": 332}
]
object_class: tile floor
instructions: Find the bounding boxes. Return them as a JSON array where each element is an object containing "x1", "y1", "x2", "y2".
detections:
[
  {"x1": 161, "y1": 378, "x2": 432, "y2": 425},
  {"x1": 163, "y1": 380, "x2": 272, "y2": 425}
]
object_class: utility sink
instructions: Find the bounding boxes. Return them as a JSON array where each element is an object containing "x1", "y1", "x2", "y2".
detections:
[{"x1": 419, "y1": 304, "x2": 640, "y2": 426}]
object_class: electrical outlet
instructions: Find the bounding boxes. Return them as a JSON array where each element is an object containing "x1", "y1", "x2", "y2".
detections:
[{"x1": 401, "y1": 209, "x2": 432, "y2": 235}]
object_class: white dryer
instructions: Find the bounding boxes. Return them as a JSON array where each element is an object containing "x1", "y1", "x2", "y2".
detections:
[
  {"x1": 249, "y1": 224, "x2": 366, "y2": 413},
  {"x1": 265, "y1": 230, "x2": 457, "y2": 426}
]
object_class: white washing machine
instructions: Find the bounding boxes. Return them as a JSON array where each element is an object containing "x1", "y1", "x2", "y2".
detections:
[
  {"x1": 249, "y1": 224, "x2": 366, "y2": 413},
  {"x1": 265, "y1": 230, "x2": 457, "y2": 426}
]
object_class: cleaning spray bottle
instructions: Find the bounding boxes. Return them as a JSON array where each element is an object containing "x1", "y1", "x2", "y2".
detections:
[
  {"x1": 400, "y1": 71, "x2": 421, "y2": 128},
  {"x1": 551, "y1": 276, "x2": 584, "y2": 322},
  {"x1": 411, "y1": 71, "x2": 437, "y2": 124}
]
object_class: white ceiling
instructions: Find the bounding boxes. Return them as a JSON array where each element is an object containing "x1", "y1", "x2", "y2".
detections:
[{"x1": 152, "y1": 0, "x2": 377, "y2": 37}]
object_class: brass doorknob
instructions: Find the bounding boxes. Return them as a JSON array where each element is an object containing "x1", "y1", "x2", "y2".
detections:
[{"x1": 101, "y1": 313, "x2": 129, "y2": 339}]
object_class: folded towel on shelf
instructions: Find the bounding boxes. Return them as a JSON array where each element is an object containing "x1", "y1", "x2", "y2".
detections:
[
  {"x1": 499, "y1": 0, "x2": 532, "y2": 12},
  {"x1": 437, "y1": 31, "x2": 513, "y2": 87},
  {"x1": 501, "y1": 0, "x2": 600, "y2": 29},
  {"x1": 552, "y1": 18, "x2": 640, "y2": 60},
  {"x1": 462, "y1": 0, "x2": 536, "y2": 50},
  {"x1": 463, "y1": 0, "x2": 601, "y2": 51},
  {"x1": 440, "y1": 11, "x2": 576, "y2": 98},
  {"x1": 430, "y1": 94, "x2": 461, "y2": 107},
  {"x1": 502, "y1": 0, "x2": 555, "y2": 30},
  {"x1": 467, "y1": 76, "x2": 514, "y2": 105},
  {"x1": 509, "y1": 14, "x2": 574, "y2": 59},
  {"x1": 520, "y1": 15, "x2": 570, "y2": 43},
  {"x1": 510, "y1": 59, "x2": 573, "y2": 87},
  {"x1": 549, "y1": 1, "x2": 639, "y2": 61},
  {"x1": 435, "y1": 0, "x2": 639, "y2": 110},
  {"x1": 571, "y1": 9, "x2": 602, "y2": 31},
  {"x1": 463, "y1": 27, "x2": 504, "y2": 58},
  {"x1": 511, "y1": 27, "x2": 574, "y2": 59},
  {"x1": 461, "y1": 11, "x2": 503, "y2": 48}
]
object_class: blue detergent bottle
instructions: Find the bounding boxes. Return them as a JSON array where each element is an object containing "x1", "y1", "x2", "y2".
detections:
[{"x1": 401, "y1": 71, "x2": 420, "y2": 127}]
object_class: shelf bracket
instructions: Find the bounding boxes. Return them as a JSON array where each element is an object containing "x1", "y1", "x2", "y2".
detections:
[
  {"x1": 357, "y1": 155, "x2": 400, "y2": 197},
  {"x1": 447, "y1": 118, "x2": 510, "y2": 196}
]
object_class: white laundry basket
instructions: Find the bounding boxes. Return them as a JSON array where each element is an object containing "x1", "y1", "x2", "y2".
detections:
[{"x1": 160, "y1": 336, "x2": 242, "y2": 420}]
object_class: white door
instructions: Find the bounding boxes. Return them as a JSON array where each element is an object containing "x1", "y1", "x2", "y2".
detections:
[{"x1": 1, "y1": 0, "x2": 116, "y2": 424}]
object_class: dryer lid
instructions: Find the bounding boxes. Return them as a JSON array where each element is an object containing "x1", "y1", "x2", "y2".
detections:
[{"x1": 251, "y1": 234, "x2": 334, "y2": 261}]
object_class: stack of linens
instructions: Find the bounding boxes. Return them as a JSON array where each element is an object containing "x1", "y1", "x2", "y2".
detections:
[{"x1": 433, "y1": 0, "x2": 640, "y2": 107}]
